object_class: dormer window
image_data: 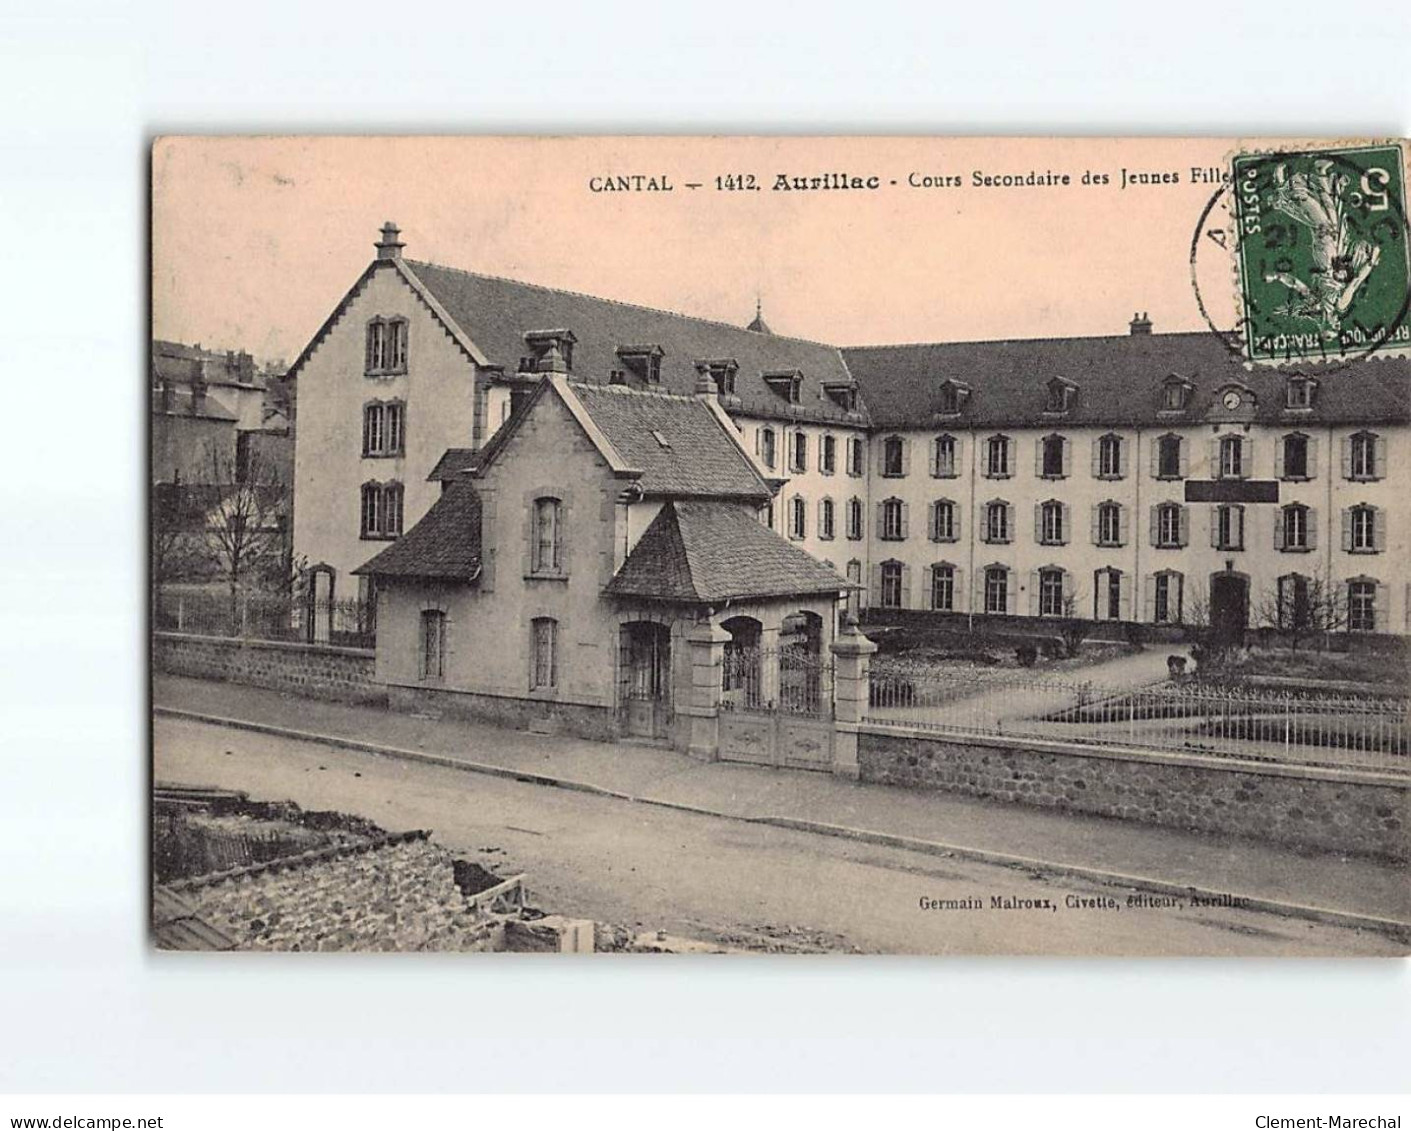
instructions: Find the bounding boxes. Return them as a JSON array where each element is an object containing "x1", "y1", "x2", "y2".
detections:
[
  {"x1": 1044, "y1": 377, "x2": 1076, "y2": 414},
  {"x1": 693, "y1": 357, "x2": 738, "y2": 396},
  {"x1": 523, "y1": 329, "x2": 577, "y2": 374},
  {"x1": 1285, "y1": 376, "x2": 1316, "y2": 410},
  {"x1": 824, "y1": 382, "x2": 857, "y2": 412},
  {"x1": 618, "y1": 344, "x2": 665, "y2": 384},
  {"x1": 763, "y1": 369, "x2": 803, "y2": 404},
  {"x1": 1160, "y1": 375, "x2": 1193, "y2": 411},
  {"x1": 936, "y1": 379, "x2": 970, "y2": 416}
]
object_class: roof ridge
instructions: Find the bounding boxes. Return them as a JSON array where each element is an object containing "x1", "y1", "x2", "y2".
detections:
[
  {"x1": 568, "y1": 380, "x2": 705, "y2": 404},
  {"x1": 405, "y1": 259, "x2": 842, "y2": 350},
  {"x1": 842, "y1": 330, "x2": 1216, "y2": 351}
]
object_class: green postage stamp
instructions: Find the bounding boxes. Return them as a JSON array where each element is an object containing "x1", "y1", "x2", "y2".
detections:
[{"x1": 1232, "y1": 141, "x2": 1410, "y2": 364}]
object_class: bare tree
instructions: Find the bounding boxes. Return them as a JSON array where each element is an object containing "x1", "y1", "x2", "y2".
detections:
[
  {"x1": 151, "y1": 477, "x2": 204, "y2": 596},
  {"x1": 1254, "y1": 570, "x2": 1348, "y2": 652},
  {"x1": 199, "y1": 441, "x2": 289, "y2": 624},
  {"x1": 1056, "y1": 594, "x2": 1091, "y2": 658}
]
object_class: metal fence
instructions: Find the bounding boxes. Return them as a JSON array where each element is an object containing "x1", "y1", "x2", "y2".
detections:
[
  {"x1": 722, "y1": 645, "x2": 834, "y2": 717},
  {"x1": 155, "y1": 588, "x2": 376, "y2": 649},
  {"x1": 865, "y1": 661, "x2": 1410, "y2": 775}
]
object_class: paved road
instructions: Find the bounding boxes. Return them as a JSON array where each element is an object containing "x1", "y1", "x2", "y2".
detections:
[{"x1": 154, "y1": 715, "x2": 1403, "y2": 956}]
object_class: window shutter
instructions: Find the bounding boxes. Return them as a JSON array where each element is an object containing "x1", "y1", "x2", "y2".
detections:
[
  {"x1": 1062, "y1": 570, "x2": 1075, "y2": 610},
  {"x1": 1091, "y1": 437, "x2": 1101, "y2": 477},
  {"x1": 1376, "y1": 583, "x2": 1388, "y2": 631},
  {"x1": 1242, "y1": 436, "x2": 1253, "y2": 477},
  {"x1": 1001, "y1": 570, "x2": 1014, "y2": 614},
  {"x1": 1209, "y1": 437, "x2": 1221, "y2": 478},
  {"x1": 1034, "y1": 503, "x2": 1044, "y2": 543},
  {"x1": 1341, "y1": 436, "x2": 1352, "y2": 479},
  {"x1": 1274, "y1": 508, "x2": 1286, "y2": 550},
  {"x1": 817, "y1": 497, "x2": 826, "y2": 534},
  {"x1": 1149, "y1": 440, "x2": 1159, "y2": 478},
  {"x1": 1304, "y1": 435, "x2": 1318, "y2": 478},
  {"x1": 953, "y1": 569, "x2": 965, "y2": 613},
  {"x1": 1148, "y1": 506, "x2": 1159, "y2": 547},
  {"x1": 1028, "y1": 571, "x2": 1040, "y2": 616},
  {"x1": 362, "y1": 407, "x2": 371, "y2": 454},
  {"x1": 1178, "y1": 439, "x2": 1189, "y2": 478},
  {"x1": 869, "y1": 563, "x2": 882, "y2": 608},
  {"x1": 1090, "y1": 504, "x2": 1101, "y2": 546},
  {"x1": 1178, "y1": 507, "x2": 1190, "y2": 547},
  {"x1": 754, "y1": 428, "x2": 762, "y2": 456},
  {"x1": 1210, "y1": 506, "x2": 1220, "y2": 548},
  {"x1": 1062, "y1": 440, "x2": 1072, "y2": 478},
  {"x1": 899, "y1": 502, "x2": 910, "y2": 540},
  {"x1": 1035, "y1": 439, "x2": 1045, "y2": 477},
  {"x1": 1373, "y1": 506, "x2": 1382, "y2": 551},
  {"x1": 1115, "y1": 436, "x2": 1126, "y2": 477},
  {"x1": 1374, "y1": 435, "x2": 1387, "y2": 479},
  {"x1": 1061, "y1": 503, "x2": 1071, "y2": 545},
  {"x1": 1342, "y1": 508, "x2": 1352, "y2": 551},
  {"x1": 1274, "y1": 435, "x2": 1285, "y2": 478},
  {"x1": 1307, "y1": 508, "x2": 1318, "y2": 550},
  {"x1": 1144, "y1": 576, "x2": 1156, "y2": 623},
  {"x1": 1117, "y1": 506, "x2": 1128, "y2": 547},
  {"x1": 1005, "y1": 503, "x2": 1014, "y2": 543},
  {"x1": 1119, "y1": 574, "x2": 1132, "y2": 622},
  {"x1": 928, "y1": 501, "x2": 938, "y2": 542},
  {"x1": 876, "y1": 502, "x2": 885, "y2": 539},
  {"x1": 973, "y1": 570, "x2": 985, "y2": 614},
  {"x1": 900, "y1": 438, "x2": 911, "y2": 477},
  {"x1": 899, "y1": 564, "x2": 912, "y2": 609}
]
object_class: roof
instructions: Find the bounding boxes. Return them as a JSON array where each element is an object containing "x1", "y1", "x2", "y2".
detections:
[
  {"x1": 354, "y1": 482, "x2": 482, "y2": 580},
  {"x1": 427, "y1": 447, "x2": 480, "y2": 483},
  {"x1": 403, "y1": 260, "x2": 861, "y2": 424},
  {"x1": 151, "y1": 386, "x2": 239, "y2": 422},
  {"x1": 568, "y1": 382, "x2": 772, "y2": 500},
  {"x1": 153, "y1": 339, "x2": 262, "y2": 389},
  {"x1": 604, "y1": 500, "x2": 853, "y2": 604},
  {"x1": 842, "y1": 332, "x2": 1411, "y2": 429},
  {"x1": 151, "y1": 886, "x2": 239, "y2": 951}
]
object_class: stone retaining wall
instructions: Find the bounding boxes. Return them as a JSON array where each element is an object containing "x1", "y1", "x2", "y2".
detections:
[
  {"x1": 154, "y1": 632, "x2": 383, "y2": 705},
  {"x1": 858, "y1": 727, "x2": 1410, "y2": 861},
  {"x1": 386, "y1": 683, "x2": 619, "y2": 742}
]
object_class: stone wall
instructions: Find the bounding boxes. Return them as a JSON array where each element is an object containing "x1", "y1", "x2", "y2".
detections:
[
  {"x1": 858, "y1": 727, "x2": 1410, "y2": 861},
  {"x1": 154, "y1": 632, "x2": 382, "y2": 705},
  {"x1": 386, "y1": 683, "x2": 619, "y2": 742}
]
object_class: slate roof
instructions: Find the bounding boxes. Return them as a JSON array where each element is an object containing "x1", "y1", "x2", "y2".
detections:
[
  {"x1": 153, "y1": 339, "x2": 262, "y2": 389},
  {"x1": 842, "y1": 333, "x2": 1411, "y2": 429},
  {"x1": 354, "y1": 482, "x2": 482, "y2": 580},
  {"x1": 426, "y1": 447, "x2": 480, "y2": 483},
  {"x1": 569, "y1": 382, "x2": 772, "y2": 500},
  {"x1": 404, "y1": 261, "x2": 861, "y2": 425},
  {"x1": 604, "y1": 500, "x2": 853, "y2": 604}
]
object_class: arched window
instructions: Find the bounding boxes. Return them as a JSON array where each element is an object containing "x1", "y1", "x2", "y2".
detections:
[
  {"x1": 1276, "y1": 574, "x2": 1311, "y2": 630},
  {"x1": 789, "y1": 430, "x2": 808, "y2": 473},
  {"x1": 1038, "y1": 500, "x2": 1066, "y2": 545},
  {"x1": 984, "y1": 500, "x2": 1011, "y2": 544},
  {"x1": 1037, "y1": 567, "x2": 1066, "y2": 617},
  {"x1": 1213, "y1": 504, "x2": 1245, "y2": 551},
  {"x1": 1345, "y1": 504, "x2": 1380, "y2": 553},
  {"x1": 757, "y1": 427, "x2": 777, "y2": 470},
  {"x1": 985, "y1": 435, "x2": 1012, "y2": 478},
  {"x1": 1150, "y1": 571, "x2": 1184, "y2": 625},
  {"x1": 1280, "y1": 432, "x2": 1311, "y2": 479},
  {"x1": 1094, "y1": 567, "x2": 1125, "y2": 622},
  {"x1": 360, "y1": 481, "x2": 403, "y2": 539},
  {"x1": 880, "y1": 497, "x2": 906, "y2": 541},
  {"x1": 983, "y1": 566, "x2": 1010, "y2": 614},
  {"x1": 1039, "y1": 434, "x2": 1066, "y2": 478},
  {"x1": 362, "y1": 400, "x2": 405, "y2": 456},
  {"x1": 880, "y1": 560, "x2": 904, "y2": 609},
  {"x1": 932, "y1": 434, "x2": 958, "y2": 478},
  {"x1": 1347, "y1": 579, "x2": 1379, "y2": 633},
  {"x1": 1096, "y1": 433, "x2": 1124, "y2": 479},
  {"x1": 365, "y1": 317, "x2": 408, "y2": 374},
  {"x1": 930, "y1": 499, "x2": 957, "y2": 542},
  {"x1": 1219, "y1": 434, "x2": 1245, "y2": 479},
  {"x1": 532, "y1": 497, "x2": 563, "y2": 573},
  {"x1": 1152, "y1": 502, "x2": 1186, "y2": 548},
  {"x1": 1277, "y1": 503, "x2": 1314, "y2": 551},
  {"x1": 1347, "y1": 431, "x2": 1383, "y2": 481},
  {"x1": 820, "y1": 434, "x2": 837, "y2": 475},
  {"x1": 419, "y1": 609, "x2": 446, "y2": 681},
  {"x1": 1094, "y1": 501, "x2": 1123, "y2": 547},
  {"x1": 1155, "y1": 434, "x2": 1183, "y2": 479}
]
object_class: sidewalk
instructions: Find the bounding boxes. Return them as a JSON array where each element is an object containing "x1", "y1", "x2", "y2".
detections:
[{"x1": 152, "y1": 674, "x2": 1411, "y2": 930}]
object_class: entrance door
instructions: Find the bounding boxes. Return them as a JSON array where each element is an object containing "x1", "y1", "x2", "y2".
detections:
[
  {"x1": 1209, "y1": 573, "x2": 1249, "y2": 647},
  {"x1": 620, "y1": 621, "x2": 672, "y2": 740}
]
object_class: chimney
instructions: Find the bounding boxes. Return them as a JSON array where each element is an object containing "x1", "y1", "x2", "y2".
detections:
[
  {"x1": 191, "y1": 360, "x2": 208, "y2": 413},
  {"x1": 693, "y1": 362, "x2": 717, "y2": 397},
  {"x1": 375, "y1": 221, "x2": 405, "y2": 261},
  {"x1": 1129, "y1": 311, "x2": 1152, "y2": 335}
]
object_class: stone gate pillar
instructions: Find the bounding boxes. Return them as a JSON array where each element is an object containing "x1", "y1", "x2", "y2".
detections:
[
  {"x1": 682, "y1": 619, "x2": 729, "y2": 762},
  {"x1": 829, "y1": 614, "x2": 877, "y2": 780}
]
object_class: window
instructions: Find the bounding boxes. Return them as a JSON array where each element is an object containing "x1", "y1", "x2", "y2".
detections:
[
  {"x1": 360, "y1": 481, "x2": 403, "y2": 539},
  {"x1": 419, "y1": 610, "x2": 445, "y2": 681},
  {"x1": 1152, "y1": 572, "x2": 1183, "y2": 624},
  {"x1": 789, "y1": 495, "x2": 807, "y2": 540},
  {"x1": 1039, "y1": 500, "x2": 1066, "y2": 545},
  {"x1": 936, "y1": 381, "x2": 963, "y2": 415},
  {"x1": 1095, "y1": 568, "x2": 1124, "y2": 621},
  {"x1": 846, "y1": 436, "x2": 865, "y2": 477},
  {"x1": 1219, "y1": 434, "x2": 1245, "y2": 479},
  {"x1": 984, "y1": 567, "x2": 1009, "y2": 614},
  {"x1": 880, "y1": 561, "x2": 903, "y2": 609},
  {"x1": 790, "y1": 430, "x2": 808, "y2": 473},
  {"x1": 881, "y1": 435, "x2": 906, "y2": 477},
  {"x1": 846, "y1": 497, "x2": 864, "y2": 541},
  {"x1": 1285, "y1": 377, "x2": 1314, "y2": 410},
  {"x1": 758, "y1": 427, "x2": 777, "y2": 470},
  {"x1": 1038, "y1": 568, "x2": 1066, "y2": 617},
  {"x1": 1161, "y1": 379, "x2": 1189, "y2": 411},
  {"x1": 1153, "y1": 503, "x2": 1185, "y2": 549},
  {"x1": 985, "y1": 435, "x2": 1012, "y2": 478},
  {"x1": 365, "y1": 317, "x2": 407, "y2": 374},
  {"x1": 1278, "y1": 503, "x2": 1313, "y2": 551},
  {"x1": 1347, "y1": 505, "x2": 1380, "y2": 553},
  {"x1": 930, "y1": 499, "x2": 957, "y2": 542},
  {"x1": 1277, "y1": 574, "x2": 1311, "y2": 630},
  {"x1": 1347, "y1": 432, "x2": 1382, "y2": 480},
  {"x1": 1214, "y1": 504, "x2": 1245, "y2": 551},
  {"x1": 820, "y1": 434, "x2": 837, "y2": 475},
  {"x1": 531, "y1": 617, "x2": 558, "y2": 689},
  {"x1": 880, "y1": 498, "x2": 905, "y2": 541},
  {"x1": 531, "y1": 497, "x2": 563, "y2": 573},
  {"x1": 1045, "y1": 379, "x2": 1074, "y2": 414},
  {"x1": 984, "y1": 500, "x2": 1010, "y2": 544},
  {"x1": 819, "y1": 497, "x2": 836, "y2": 540},
  {"x1": 762, "y1": 501, "x2": 775, "y2": 530},
  {"x1": 362, "y1": 400, "x2": 405, "y2": 456},
  {"x1": 1281, "y1": 433, "x2": 1310, "y2": 479},
  {"x1": 932, "y1": 434, "x2": 957, "y2": 478},
  {"x1": 1348, "y1": 580, "x2": 1377, "y2": 633},
  {"x1": 930, "y1": 564, "x2": 955, "y2": 611},
  {"x1": 1040, "y1": 434, "x2": 1066, "y2": 478},
  {"x1": 235, "y1": 432, "x2": 251, "y2": 484},
  {"x1": 1096, "y1": 501, "x2": 1122, "y2": 547},
  {"x1": 1096, "y1": 433, "x2": 1124, "y2": 479},
  {"x1": 1156, "y1": 434, "x2": 1183, "y2": 479}
]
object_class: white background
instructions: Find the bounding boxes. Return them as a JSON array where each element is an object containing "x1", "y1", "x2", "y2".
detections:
[{"x1": 1, "y1": 0, "x2": 1408, "y2": 1095}]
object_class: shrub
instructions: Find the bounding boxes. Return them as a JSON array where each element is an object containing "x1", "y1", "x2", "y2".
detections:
[
  {"x1": 1058, "y1": 617, "x2": 1091, "y2": 659},
  {"x1": 1015, "y1": 642, "x2": 1039, "y2": 667},
  {"x1": 1167, "y1": 655, "x2": 1188, "y2": 679}
]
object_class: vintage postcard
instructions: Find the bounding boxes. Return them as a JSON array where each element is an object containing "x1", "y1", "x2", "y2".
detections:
[{"x1": 150, "y1": 136, "x2": 1410, "y2": 956}]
